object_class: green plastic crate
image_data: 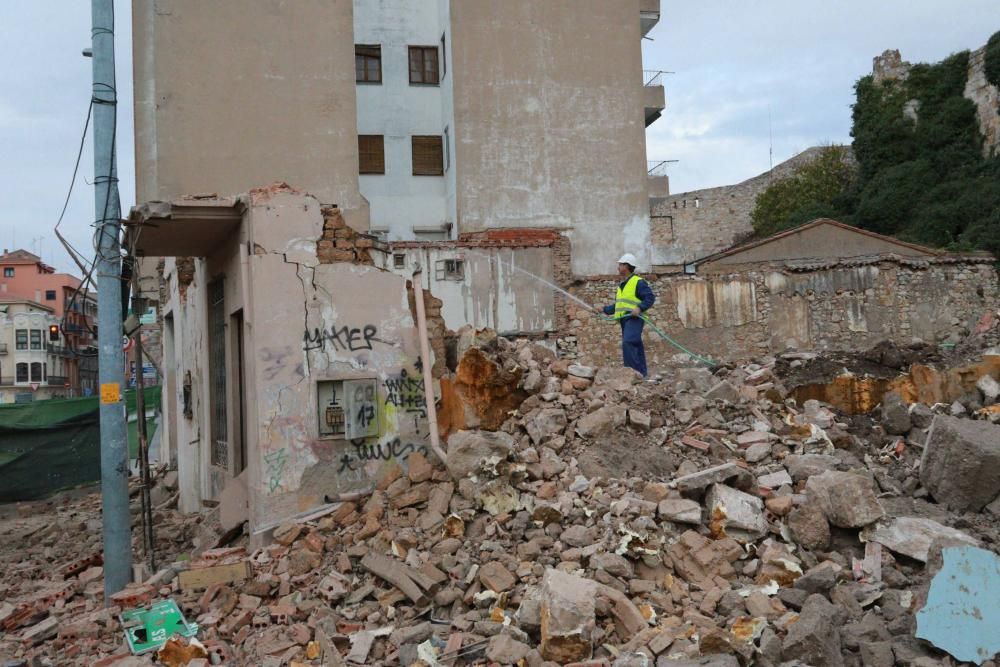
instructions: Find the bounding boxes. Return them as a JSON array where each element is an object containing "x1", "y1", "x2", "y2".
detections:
[{"x1": 119, "y1": 599, "x2": 199, "y2": 654}]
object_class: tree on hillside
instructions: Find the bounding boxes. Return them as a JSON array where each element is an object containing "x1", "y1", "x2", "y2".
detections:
[
  {"x1": 750, "y1": 145, "x2": 856, "y2": 238},
  {"x1": 752, "y1": 36, "x2": 1000, "y2": 253},
  {"x1": 850, "y1": 49, "x2": 998, "y2": 250}
]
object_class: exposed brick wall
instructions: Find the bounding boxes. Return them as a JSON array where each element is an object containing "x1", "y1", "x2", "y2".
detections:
[
  {"x1": 566, "y1": 257, "x2": 998, "y2": 367},
  {"x1": 317, "y1": 206, "x2": 379, "y2": 265}
]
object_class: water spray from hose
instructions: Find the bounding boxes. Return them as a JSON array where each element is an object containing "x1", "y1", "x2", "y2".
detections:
[{"x1": 461, "y1": 248, "x2": 716, "y2": 367}]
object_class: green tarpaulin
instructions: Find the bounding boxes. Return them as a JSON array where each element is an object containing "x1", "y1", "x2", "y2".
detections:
[{"x1": 0, "y1": 387, "x2": 160, "y2": 502}]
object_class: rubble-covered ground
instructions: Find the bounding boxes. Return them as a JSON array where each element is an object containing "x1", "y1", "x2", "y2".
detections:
[{"x1": 3, "y1": 335, "x2": 1000, "y2": 667}]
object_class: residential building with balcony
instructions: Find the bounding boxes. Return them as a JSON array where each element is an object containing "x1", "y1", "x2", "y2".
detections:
[{"x1": 0, "y1": 300, "x2": 72, "y2": 404}]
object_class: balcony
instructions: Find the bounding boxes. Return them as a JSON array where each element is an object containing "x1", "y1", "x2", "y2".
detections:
[
  {"x1": 48, "y1": 376, "x2": 69, "y2": 387},
  {"x1": 47, "y1": 343, "x2": 73, "y2": 357},
  {"x1": 648, "y1": 160, "x2": 672, "y2": 198},
  {"x1": 640, "y1": 0, "x2": 661, "y2": 37},
  {"x1": 643, "y1": 70, "x2": 667, "y2": 127}
]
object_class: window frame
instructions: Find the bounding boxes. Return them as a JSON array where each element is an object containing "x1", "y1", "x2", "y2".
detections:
[
  {"x1": 435, "y1": 258, "x2": 465, "y2": 281},
  {"x1": 16, "y1": 363, "x2": 28, "y2": 383},
  {"x1": 440, "y1": 34, "x2": 447, "y2": 77},
  {"x1": 15, "y1": 329, "x2": 27, "y2": 350},
  {"x1": 30, "y1": 330, "x2": 42, "y2": 350},
  {"x1": 355, "y1": 44, "x2": 382, "y2": 84},
  {"x1": 45, "y1": 290, "x2": 56, "y2": 301},
  {"x1": 358, "y1": 135, "x2": 386, "y2": 175},
  {"x1": 411, "y1": 135, "x2": 444, "y2": 176},
  {"x1": 443, "y1": 126, "x2": 451, "y2": 172},
  {"x1": 3, "y1": 267, "x2": 13, "y2": 278},
  {"x1": 408, "y1": 46, "x2": 440, "y2": 85}
]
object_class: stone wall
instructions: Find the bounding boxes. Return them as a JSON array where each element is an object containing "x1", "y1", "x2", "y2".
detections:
[
  {"x1": 965, "y1": 45, "x2": 1000, "y2": 157},
  {"x1": 565, "y1": 256, "x2": 998, "y2": 366},
  {"x1": 650, "y1": 147, "x2": 835, "y2": 267}
]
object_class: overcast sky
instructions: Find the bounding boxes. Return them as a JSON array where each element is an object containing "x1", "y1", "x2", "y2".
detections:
[{"x1": 1, "y1": 2, "x2": 997, "y2": 274}]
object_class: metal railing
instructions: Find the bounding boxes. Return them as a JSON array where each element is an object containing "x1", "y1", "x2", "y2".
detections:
[
  {"x1": 648, "y1": 160, "x2": 677, "y2": 176},
  {"x1": 48, "y1": 376, "x2": 69, "y2": 387},
  {"x1": 643, "y1": 70, "x2": 672, "y2": 87}
]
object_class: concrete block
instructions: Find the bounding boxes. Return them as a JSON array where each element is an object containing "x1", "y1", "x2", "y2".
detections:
[
  {"x1": 805, "y1": 470, "x2": 884, "y2": 528},
  {"x1": 540, "y1": 569, "x2": 597, "y2": 663},
  {"x1": 920, "y1": 415, "x2": 1000, "y2": 512},
  {"x1": 705, "y1": 484, "x2": 767, "y2": 539}
]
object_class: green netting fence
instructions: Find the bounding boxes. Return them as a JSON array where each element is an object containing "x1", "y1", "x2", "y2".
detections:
[{"x1": 0, "y1": 387, "x2": 160, "y2": 502}]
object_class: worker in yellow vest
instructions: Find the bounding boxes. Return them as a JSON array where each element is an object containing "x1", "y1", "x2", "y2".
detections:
[{"x1": 602, "y1": 253, "x2": 655, "y2": 377}]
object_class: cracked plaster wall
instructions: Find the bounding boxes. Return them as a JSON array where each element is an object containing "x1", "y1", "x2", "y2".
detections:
[
  {"x1": 247, "y1": 191, "x2": 432, "y2": 533},
  {"x1": 160, "y1": 190, "x2": 435, "y2": 533}
]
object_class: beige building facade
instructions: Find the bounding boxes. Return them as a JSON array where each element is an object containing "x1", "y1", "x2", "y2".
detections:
[
  {"x1": 132, "y1": 0, "x2": 663, "y2": 275},
  {"x1": 130, "y1": 1, "x2": 665, "y2": 531},
  {"x1": 0, "y1": 300, "x2": 73, "y2": 404}
]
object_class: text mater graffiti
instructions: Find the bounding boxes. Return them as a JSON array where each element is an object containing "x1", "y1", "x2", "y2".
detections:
[{"x1": 302, "y1": 323, "x2": 391, "y2": 352}]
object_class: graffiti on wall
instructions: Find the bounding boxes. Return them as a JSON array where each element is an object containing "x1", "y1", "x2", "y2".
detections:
[
  {"x1": 336, "y1": 438, "x2": 430, "y2": 475},
  {"x1": 263, "y1": 447, "x2": 289, "y2": 494},
  {"x1": 384, "y1": 367, "x2": 427, "y2": 417},
  {"x1": 303, "y1": 322, "x2": 393, "y2": 353}
]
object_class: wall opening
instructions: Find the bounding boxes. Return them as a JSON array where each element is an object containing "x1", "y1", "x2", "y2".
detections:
[
  {"x1": 208, "y1": 278, "x2": 228, "y2": 469},
  {"x1": 231, "y1": 309, "x2": 247, "y2": 475}
]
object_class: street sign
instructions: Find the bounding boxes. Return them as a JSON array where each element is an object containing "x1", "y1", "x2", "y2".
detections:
[{"x1": 30, "y1": 383, "x2": 39, "y2": 392}]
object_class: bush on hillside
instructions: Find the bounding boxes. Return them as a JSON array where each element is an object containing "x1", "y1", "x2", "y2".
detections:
[{"x1": 750, "y1": 145, "x2": 856, "y2": 238}]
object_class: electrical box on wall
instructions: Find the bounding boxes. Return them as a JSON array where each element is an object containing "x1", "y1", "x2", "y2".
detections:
[{"x1": 317, "y1": 378, "x2": 379, "y2": 440}]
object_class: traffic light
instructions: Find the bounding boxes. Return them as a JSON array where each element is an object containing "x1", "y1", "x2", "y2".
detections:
[{"x1": 49, "y1": 324, "x2": 60, "y2": 342}]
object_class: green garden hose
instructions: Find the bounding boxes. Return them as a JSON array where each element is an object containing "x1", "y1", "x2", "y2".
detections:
[{"x1": 594, "y1": 311, "x2": 717, "y2": 367}]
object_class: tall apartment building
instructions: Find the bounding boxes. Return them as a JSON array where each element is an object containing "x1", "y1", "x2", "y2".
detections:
[
  {"x1": 132, "y1": 0, "x2": 663, "y2": 275},
  {"x1": 0, "y1": 250, "x2": 98, "y2": 396}
]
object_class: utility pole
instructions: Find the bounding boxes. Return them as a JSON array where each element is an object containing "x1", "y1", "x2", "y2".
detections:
[{"x1": 91, "y1": 0, "x2": 132, "y2": 600}]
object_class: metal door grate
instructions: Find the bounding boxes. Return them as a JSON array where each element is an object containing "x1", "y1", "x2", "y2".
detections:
[{"x1": 208, "y1": 279, "x2": 228, "y2": 468}]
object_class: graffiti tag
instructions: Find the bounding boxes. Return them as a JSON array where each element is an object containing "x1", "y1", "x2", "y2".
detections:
[
  {"x1": 303, "y1": 323, "x2": 390, "y2": 353},
  {"x1": 384, "y1": 368, "x2": 427, "y2": 416},
  {"x1": 263, "y1": 448, "x2": 288, "y2": 494},
  {"x1": 336, "y1": 438, "x2": 429, "y2": 476}
]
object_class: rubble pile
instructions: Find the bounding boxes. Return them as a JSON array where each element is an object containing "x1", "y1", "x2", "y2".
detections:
[{"x1": 2, "y1": 338, "x2": 1000, "y2": 666}]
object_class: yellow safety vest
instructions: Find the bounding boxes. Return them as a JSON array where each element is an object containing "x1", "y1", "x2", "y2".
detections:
[{"x1": 614, "y1": 274, "x2": 643, "y2": 319}]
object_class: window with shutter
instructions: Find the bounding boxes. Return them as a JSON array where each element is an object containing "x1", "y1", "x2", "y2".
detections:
[
  {"x1": 355, "y1": 45, "x2": 382, "y2": 83},
  {"x1": 358, "y1": 135, "x2": 385, "y2": 175},
  {"x1": 412, "y1": 136, "x2": 444, "y2": 176},
  {"x1": 408, "y1": 46, "x2": 439, "y2": 85}
]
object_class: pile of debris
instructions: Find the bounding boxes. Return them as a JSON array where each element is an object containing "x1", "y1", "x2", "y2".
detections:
[{"x1": 2, "y1": 338, "x2": 1000, "y2": 666}]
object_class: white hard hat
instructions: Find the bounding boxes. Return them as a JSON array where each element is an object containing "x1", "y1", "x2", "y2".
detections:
[{"x1": 617, "y1": 253, "x2": 638, "y2": 266}]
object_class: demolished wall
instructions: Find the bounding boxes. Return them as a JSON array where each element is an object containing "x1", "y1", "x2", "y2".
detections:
[{"x1": 151, "y1": 186, "x2": 446, "y2": 535}]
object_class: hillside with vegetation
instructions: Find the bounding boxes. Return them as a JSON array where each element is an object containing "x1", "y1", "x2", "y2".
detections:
[{"x1": 752, "y1": 30, "x2": 1000, "y2": 255}]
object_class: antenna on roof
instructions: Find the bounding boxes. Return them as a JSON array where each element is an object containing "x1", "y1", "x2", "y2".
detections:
[{"x1": 768, "y1": 104, "x2": 774, "y2": 175}]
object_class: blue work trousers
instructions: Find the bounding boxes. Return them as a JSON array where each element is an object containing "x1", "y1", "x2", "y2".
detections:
[{"x1": 620, "y1": 316, "x2": 647, "y2": 377}]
